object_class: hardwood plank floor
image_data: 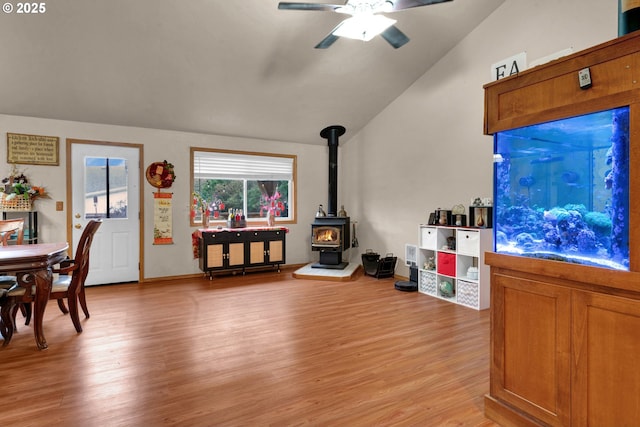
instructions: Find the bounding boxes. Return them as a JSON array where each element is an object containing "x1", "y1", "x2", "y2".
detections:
[{"x1": 0, "y1": 270, "x2": 498, "y2": 427}]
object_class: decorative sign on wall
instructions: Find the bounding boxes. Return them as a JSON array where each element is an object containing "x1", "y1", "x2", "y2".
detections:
[
  {"x1": 153, "y1": 192, "x2": 173, "y2": 245},
  {"x1": 7, "y1": 133, "x2": 60, "y2": 166},
  {"x1": 491, "y1": 52, "x2": 526, "y2": 81}
]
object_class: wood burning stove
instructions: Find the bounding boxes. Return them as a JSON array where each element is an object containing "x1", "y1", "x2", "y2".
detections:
[
  {"x1": 311, "y1": 216, "x2": 350, "y2": 269},
  {"x1": 311, "y1": 125, "x2": 350, "y2": 270}
]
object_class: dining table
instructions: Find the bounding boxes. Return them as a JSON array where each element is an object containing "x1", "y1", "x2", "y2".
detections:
[{"x1": 0, "y1": 242, "x2": 69, "y2": 349}]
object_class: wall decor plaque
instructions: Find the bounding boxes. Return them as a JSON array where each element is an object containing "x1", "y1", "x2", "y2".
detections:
[{"x1": 7, "y1": 133, "x2": 60, "y2": 166}]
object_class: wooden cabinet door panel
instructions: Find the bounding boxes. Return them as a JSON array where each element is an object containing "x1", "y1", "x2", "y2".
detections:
[
  {"x1": 572, "y1": 291, "x2": 640, "y2": 427},
  {"x1": 249, "y1": 241, "x2": 265, "y2": 265},
  {"x1": 492, "y1": 271, "x2": 571, "y2": 427},
  {"x1": 228, "y1": 242, "x2": 245, "y2": 266},
  {"x1": 206, "y1": 244, "x2": 224, "y2": 269},
  {"x1": 269, "y1": 240, "x2": 283, "y2": 263}
]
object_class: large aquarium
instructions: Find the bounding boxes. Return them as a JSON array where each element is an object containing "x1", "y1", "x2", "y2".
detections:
[{"x1": 493, "y1": 106, "x2": 629, "y2": 271}]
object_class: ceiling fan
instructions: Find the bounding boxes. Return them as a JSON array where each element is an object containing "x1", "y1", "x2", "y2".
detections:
[{"x1": 278, "y1": 0, "x2": 453, "y2": 49}]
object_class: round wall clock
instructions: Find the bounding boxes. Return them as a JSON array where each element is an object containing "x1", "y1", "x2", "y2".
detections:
[{"x1": 146, "y1": 160, "x2": 176, "y2": 189}]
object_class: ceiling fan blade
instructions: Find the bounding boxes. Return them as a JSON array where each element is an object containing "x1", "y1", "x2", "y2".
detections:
[
  {"x1": 380, "y1": 25, "x2": 410, "y2": 48},
  {"x1": 385, "y1": 0, "x2": 453, "y2": 12},
  {"x1": 314, "y1": 21, "x2": 345, "y2": 48},
  {"x1": 278, "y1": 2, "x2": 344, "y2": 12},
  {"x1": 315, "y1": 33, "x2": 340, "y2": 49}
]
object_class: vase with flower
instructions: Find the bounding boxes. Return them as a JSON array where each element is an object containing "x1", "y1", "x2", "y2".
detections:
[
  {"x1": 259, "y1": 181, "x2": 284, "y2": 226},
  {"x1": 1, "y1": 167, "x2": 46, "y2": 211},
  {"x1": 192, "y1": 192, "x2": 210, "y2": 228},
  {"x1": 266, "y1": 208, "x2": 275, "y2": 226}
]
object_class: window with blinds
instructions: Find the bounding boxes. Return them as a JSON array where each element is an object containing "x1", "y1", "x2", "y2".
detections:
[{"x1": 190, "y1": 148, "x2": 296, "y2": 225}]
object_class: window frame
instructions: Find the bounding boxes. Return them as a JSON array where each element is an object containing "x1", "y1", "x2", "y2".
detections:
[{"x1": 190, "y1": 147, "x2": 297, "y2": 227}]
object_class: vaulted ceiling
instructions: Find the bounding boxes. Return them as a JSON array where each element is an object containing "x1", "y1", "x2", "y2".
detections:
[{"x1": 0, "y1": 0, "x2": 504, "y2": 145}]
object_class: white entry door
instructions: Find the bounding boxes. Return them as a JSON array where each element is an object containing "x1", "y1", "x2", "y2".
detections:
[{"x1": 70, "y1": 142, "x2": 141, "y2": 285}]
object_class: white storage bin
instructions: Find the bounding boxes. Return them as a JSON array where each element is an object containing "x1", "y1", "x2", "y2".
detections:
[
  {"x1": 457, "y1": 280, "x2": 479, "y2": 309},
  {"x1": 420, "y1": 226, "x2": 437, "y2": 249},
  {"x1": 419, "y1": 270, "x2": 437, "y2": 295},
  {"x1": 457, "y1": 229, "x2": 479, "y2": 256}
]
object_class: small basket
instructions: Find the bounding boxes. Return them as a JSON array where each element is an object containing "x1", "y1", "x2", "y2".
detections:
[
  {"x1": 1, "y1": 193, "x2": 33, "y2": 211},
  {"x1": 362, "y1": 249, "x2": 397, "y2": 279}
]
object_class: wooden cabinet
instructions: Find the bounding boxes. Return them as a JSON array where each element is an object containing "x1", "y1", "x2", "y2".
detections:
[
  {"x1": 485, "y1": 253, "x2": 640, "y2": 427},
  {"x1": 198, "y1": 227, "x2": 286, "y2": 277},
  {"x1": 247, "y1": 229, "x2": 285, "y2": 268},
  {"x1": 417, "y1": 225, "x2": 492, "y2": 310},
  {"x1": 487, "y1": 265, "x2": 572, "y2": 427},
  {"x1": 200, "y1": 231, "x2": 245, "y2": 271},
  {"x1": 571, "y1": 291, "x2": 640, "y2": 427}
]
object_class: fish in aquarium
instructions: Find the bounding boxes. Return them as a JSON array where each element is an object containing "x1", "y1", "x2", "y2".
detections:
[{"x1": 493, "y1": 106, "x2": 629, "y2": 270}]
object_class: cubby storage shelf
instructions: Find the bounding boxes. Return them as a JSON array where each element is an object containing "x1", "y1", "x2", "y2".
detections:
[{"x1": 417, "y1": 225, "x2": 492, "y2": 310}]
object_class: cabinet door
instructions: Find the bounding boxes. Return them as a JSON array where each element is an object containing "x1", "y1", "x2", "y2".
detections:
[
  {"x1": 249, "y1": 241, "x2": 266, "y2": 265},
  {"x1": 572, "y1": 291, "x2": 640, "y2": 427},
  {"x1": 267, "y1": 230, "x2": 285, "y2": 264},
  {"x1": 491, "y1": 271, "x2": 571, "y2": 427},
  {"x1": 268, "y1": 240, "x2": 283, "y2": 263},
  {"x1": 225, "y1": 232, "x2": 245, "y2": 267},
  {"x1": 206, "y1": 243, "x2": 225, "y2": 269},
  {"x1": 228, "y1": 242, "x2": 245, "y2": 267}
]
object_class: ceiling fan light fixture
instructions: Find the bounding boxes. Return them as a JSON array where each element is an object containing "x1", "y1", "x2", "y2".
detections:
[
  {"x1": 380, "y1": 1, "x2": 394, "y2": 13},
  {"x1": 333, "y1": 14, "x2": 397, "y2": 41}
]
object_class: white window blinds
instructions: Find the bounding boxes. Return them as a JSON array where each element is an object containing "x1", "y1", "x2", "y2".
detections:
[{"x1": 193, "y1": 150, "x2": 294, "y2": 181}]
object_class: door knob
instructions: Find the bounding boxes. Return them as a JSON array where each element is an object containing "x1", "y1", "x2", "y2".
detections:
[
  {"x1": 75, "y1": 213, "x2": 81, "y2": 218},
  {"x1": 75, "y1": 224, "x2": 82, "y2": 229}
]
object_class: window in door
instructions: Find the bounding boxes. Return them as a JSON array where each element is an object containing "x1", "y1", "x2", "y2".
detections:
[{"x1": 85, "y1": 157, "x2": 129, "y2": 219}]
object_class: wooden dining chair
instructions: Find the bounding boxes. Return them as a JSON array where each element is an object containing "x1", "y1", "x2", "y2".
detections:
[
  {"x1": 0, "y1": 218, "x2": 26, "y2": 287},
  {"x1": 0, "y1": 218, "x2": 25, "y2": 246},
  {"x1": 2, "y1": 220, "x2": 102, "y2": 344},
  {"x1": 50, "y1": 219, "x2": 102, "y2": 329}
]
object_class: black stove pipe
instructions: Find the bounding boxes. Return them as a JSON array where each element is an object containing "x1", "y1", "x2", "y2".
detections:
[{"x1": 320, "y1": 125, "x2": 345, "y2": 216}]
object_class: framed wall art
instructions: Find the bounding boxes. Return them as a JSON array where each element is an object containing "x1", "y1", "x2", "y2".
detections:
[{"x1": 7, "y1": 133, "x2": 59, "y2": 166}]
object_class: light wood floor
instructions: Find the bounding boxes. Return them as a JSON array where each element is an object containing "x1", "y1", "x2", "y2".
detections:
[{"x1": 0, "y1": 269, "x2": 498, "y2": 427}]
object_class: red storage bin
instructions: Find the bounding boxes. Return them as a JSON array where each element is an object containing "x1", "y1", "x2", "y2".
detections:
[{"x1": 437, "y1": 252, "x2": 456, "y2": 277}]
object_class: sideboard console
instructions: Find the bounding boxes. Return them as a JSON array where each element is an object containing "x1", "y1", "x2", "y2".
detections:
[{"x1": 196, "y1": 227, "x2": 287, "y2": 278}]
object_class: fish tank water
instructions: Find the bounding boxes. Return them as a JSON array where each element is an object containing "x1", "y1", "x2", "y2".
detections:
[{"x1": 493, "y1": 106, "x2": 629, "y2": 271}]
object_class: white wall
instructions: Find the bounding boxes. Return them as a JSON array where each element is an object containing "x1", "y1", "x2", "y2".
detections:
[
  {"x1": 0, "y1": 114, "x2": 328, "y2": 280},
  {"x1": 342, "y1": 0, "x2": 617, "y2": 277}
]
